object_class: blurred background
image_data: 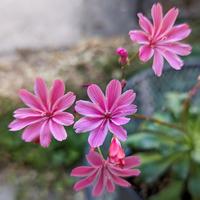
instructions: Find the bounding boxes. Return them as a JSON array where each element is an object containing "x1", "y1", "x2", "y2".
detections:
[{"x1": 0, "y1": 0, "x2": 199, "y2": 200}]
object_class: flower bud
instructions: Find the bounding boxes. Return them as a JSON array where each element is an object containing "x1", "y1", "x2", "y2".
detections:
[
  {"x1": 109, "y1": 137, "x2": 125, "y2": 167},
  {"x1": 116, "y1": 47, "x2": 129, "y2": 65}
]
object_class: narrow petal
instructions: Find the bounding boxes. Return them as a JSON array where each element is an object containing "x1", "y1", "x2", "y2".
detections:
[
  {"x1": 19, "y1": 89, "x2": 44, "y2": 111},
  {"x1": 21, "y1": 122, "x2": 42, "y2": 142},
  {"x1": 151, "y1": 3, "x2": 163, "y2": 33},
  {"x1": 112, "y1": 104, "x2": 137, "y2": 118},
  {"x1": 106, "y1": 80, "x2": 122, "y2": 110},
  {"x1": 165, "y1": 23, "x2": 191, "y2": 42},
  {"x1": 86, "y1": 151, "x2": 104, "y2": 167},
  {"x1": 71, "y1": 166, "x2": 96, "y2": 177},
  {"x1": 109, "y1": 165, "x2": 141, "y2": 177},
  {"x1": 88, "y1": 121, "x2": 108, "y2": 147},
  {"x1": 49, "y1": 120, "x2": 67, "y2": 141},
  {"x1": 109, "y1": 173, "x2": 131, "y2": 187},
  {"x1": 53, "y1": 112, "x2": 74, "y2": 126},
  {"x1": 124, "y1": 156, "x2": 141, "y2": 169},
  {"x1": 152, "y1": 50, "x2": 164, "y2": 77},
  {"x1": 111, "y1": 90, "x2": 136, "y2": 112},
  {"x1": 137, "y1": 13, "x2": 153, "y2": 34},
  {"x1": 40, "y1": 121, "x2": 52, "y2": 148},
  {"x1": 87, "y1": 84, "x2": 106, "y2": 110},
  {"x1": 106, "y1": 178, "x2": 115, "y2": 193},
  {"x1": 74, "y1": 117, "x2": 103, "y2": 133},
  {"x1": 73, "y1": 172, "x2": 97, "y2": 191},
  {"x1": 14, "y1": 108, "x2": 41, "y2": 119},
  {"x1": 139, "y1": 45, "x2": 154, "y2": 62},
  {"x1": 92, "y1": 168, "x2": 105, "y2": 197},
  {"x1": 50, "y1": 79, "x2": 65, "y2": 106},
  {"x1": 160, "y1": 50, "x2": 184, "y2": 70},
  {"x1": 111, "y1": 117, "x2": 130, "y2": 126},
  {"x1": 75, "y1": 100, "x2": 103, "y2": 117},
  {"x1": 9, "y1": 117, "x2": 43, "y2": 131},
  {"x1": 34, "y1": 78, "x2": 48, "y2": 109},
  {"x1": 158, "y1": 43, "x2": 192, "y2": 56},
  {"x1": 129, "y1": 30, "x2": 148, "y2": 44},
  {"x1": 52, "y1": 92, "x2": 76, "y2": 112},
  {"x1": 160, "y1": 7, "x2": 179, "y2": 36},
  {"x1": 108, "y1": 122, "x2": 127, "y2": 141}
]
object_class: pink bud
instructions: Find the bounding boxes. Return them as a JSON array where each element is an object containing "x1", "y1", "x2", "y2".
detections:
[
  {"x1": 116, "y1": 47, "x2": 129, "y2": 65},
  {"x1": 109, "y1": 137, "x2": 125, "y2": 167}
]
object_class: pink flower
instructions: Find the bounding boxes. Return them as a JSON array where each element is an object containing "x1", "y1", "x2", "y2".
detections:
[
  {"x1": 109, "y1": 137, "x2": 125, "y2": 167},
  {"x1": 71, "y1": 151, "x2": 141, "y2": 197},
  {"x1": 129, "y1": 3, "x2": 192, "y2": 76},
  {"x1": 9, "y1": 78, "x2": 76, "y2": 147},
  {"x1": 74, "y1": 79, "x2": 137, "y2": 147},
  {"x1": 116, "y1": 47, "x2": 129, "y2": 65}
]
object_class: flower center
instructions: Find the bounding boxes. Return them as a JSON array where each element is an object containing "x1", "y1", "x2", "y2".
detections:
[
  {"x1": 42, "y1": 111, "x2": 53, "y2": 118},
  {"x1": 104, "y1": 112, "x2": 112, "y2": 119}
]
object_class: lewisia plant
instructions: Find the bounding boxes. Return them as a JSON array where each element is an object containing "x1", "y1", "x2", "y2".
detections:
[{"x1": 8, "y1": 2, "x2": 193, "y2": 198}]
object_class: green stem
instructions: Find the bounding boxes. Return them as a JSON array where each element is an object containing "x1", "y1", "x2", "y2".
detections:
[
  {"x1": 97, "y1": 147, "x2": 103, "y2": 157},
  {"x1": 132, "y1": 113, "x2": 186, "y2": 133},
  {"x1": 120, "y1": 52, "x2": 138, "y2": 80}
]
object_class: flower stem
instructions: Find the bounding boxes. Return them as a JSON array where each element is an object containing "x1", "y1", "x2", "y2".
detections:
[
  {"x1": 132, "y1": 113, "x2": 186, "y2": 132},
  {"x1": 97, "y1": 147, "x2": 103, "y2": 157},
  {"x1": 121, "y1": 52, "x2": 138, "y2": 80},
  {"x1": 181, "y1": 75, "x2": 200, "y2": 123}
]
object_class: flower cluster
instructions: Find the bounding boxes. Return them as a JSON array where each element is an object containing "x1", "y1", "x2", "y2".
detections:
[{"x1": 8, "y1": 2, "x2": 192, "y2": 198}]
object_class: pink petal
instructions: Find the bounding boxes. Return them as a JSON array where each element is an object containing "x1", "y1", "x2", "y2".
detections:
[
  {"x1": 165, "y1": 23, "x2": 191, "y2": 42},
  {"x1": 160, "y1": 50, "x2": 184, "y2": 70},
  {"x1": 106, "y1": 80, "x2": 122, "y2": 110},
  {"x1": 92, "y1": 168, "x2": 105, "y2": 197},
  {"x1": 129, "y1": 30, "x2": 148, "y2": 44},
  {"x1": 14, "y1": 108, "x2": 41, "y2": 119},
  {"x1": 109, "y1": 173, "x2": 131, "y2": 187},
  {"x1": 106, "y1": 178, "x2": 115, "y2": 193},
  {"x1": 124, "y1": 156, "x2": 141, "y2": 169},
  {"x1": 159, "y1": 43, "x2": 192, "y2": 56},
  {"x1": 73, "y1": 171, "x2": 97, "y2": 191},
  {"x1": 87, "y1": 84, "x2": 106, "y2": 110},
  {"x1": 108, "y1": 122, "x2": 127, "y2": 141},
  {"x1": 53, "y1": 112, "x2": 74, "y2": 126},
  {"x1": 75, "y1": 100, "x2": 103, "y2": 117},
  {"x1": 109, "y1": 165, "x2": 140, "y2": 177},
  {"x1": 50, "y1": 79, "x2": 65, "y2": 106},
  {"x1": 86, "y1": 151, "x2": 104, "y2": 167},
  {"x1": 111, "y1": 90, "x2": 136, "y2": 112},
  {"x1": 52, "y1": 92, "x2": 76, "y2": 112},
  {"x1": 112, "y1": 104, "x2": 137, "y2": 118},
  {"x1": 21, "y1": 122, "x2": 42, "y2": 142},
  {"x1": 40, "y1": 121, "x2": 52, "y2": 148},
  {"x1": 34, "y1": 78, "x2": 48, "y2": 109},
  {"x1": 160, "y1": 7, "x2": 179, "y2": 36},
  {"x1": 151, "y1": 3, "x2": 163, "y2": 33},
  {"x1": 88, "y1": 121, "x2": 108, "y2": 147},
  {"x1": 137, "y1": 13, "x2": 153, "y2": 34},
  {"x1": 49, "y1": 120, "x2": 67, "y2": 141},
  {"x1": 111, "y1": 117, "x2": 130, "y2": 126},
  {"x1": 152, "y1": 50, "x2": 164, "y2": 77},
  {"x1": 74, "y1": 117, "x2": 103, "y2": 133},
  {"x1": 9, "y1": 117, "x2": 43, "y2": 131},
  {"x1": 71, "y1": 166, "x2": 96, "y2": 177},
  {"x1": 19, "y1": 89, "x2": 44, "y2": 111},
  {"x1": 139, "y1": 45, "x2": 154, "y2": 62}
]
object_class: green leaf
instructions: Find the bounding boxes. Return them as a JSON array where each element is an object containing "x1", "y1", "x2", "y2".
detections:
[
  {"x1": 149, "y1": 180, "x2": 183, "y2": 200},
  {"x1": 188, "y1": 164, "x2": 200, "y2": 199},
  {"x1": 138, "y1": 153, "x2": 176, "y2": 183}
]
